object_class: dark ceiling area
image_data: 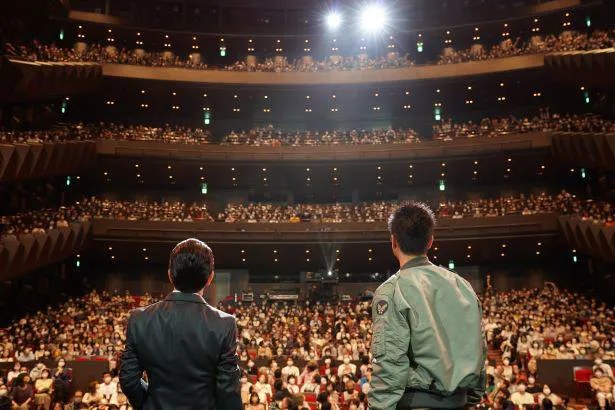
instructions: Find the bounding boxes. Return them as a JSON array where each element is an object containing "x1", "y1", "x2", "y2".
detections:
[{"x1": 65, "y1": 0, "x2": 607, "y2": 35}]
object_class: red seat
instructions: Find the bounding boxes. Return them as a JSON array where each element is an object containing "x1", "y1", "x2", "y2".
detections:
[
  {"x1": 304, "y1": 393, "x2": 317, "y2": 403},
  {"x1": 249, "y1": 375, "x2": 257, "y2": 384},
  {"x1": 573, "y1": 366, "x2": 593, "y2": 400}
]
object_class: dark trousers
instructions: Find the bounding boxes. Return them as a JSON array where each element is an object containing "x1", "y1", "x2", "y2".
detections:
[{"x1": 395, "y1": 389, "x2": 469, "y2": 410}]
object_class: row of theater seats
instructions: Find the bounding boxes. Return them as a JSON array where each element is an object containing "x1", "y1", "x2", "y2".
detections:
[
  {"x1": 5, "y1": 29, "x2": 615, "y2": 71},
  {"x1": 1, "y1": 112, "x2": 614, "y2": 146},
  {"x1": 1, "y1": 191, "x2": 613, "y2": 238}
]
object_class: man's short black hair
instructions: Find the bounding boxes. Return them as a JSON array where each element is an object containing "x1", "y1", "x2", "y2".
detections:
[
  {"x1": 388, "y1": 202, "x2": 436, "y2": 255},
  {"x1": 168, "y1": 238, "x2": 214, "y2": 293}
]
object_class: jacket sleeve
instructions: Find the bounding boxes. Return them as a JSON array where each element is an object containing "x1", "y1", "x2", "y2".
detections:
[
  {"x1": 467, "y1": 303, "x2": 488, "y2": 405},
  {"x1": 119, "y1": 311, "x2": 145, "y2": 410},
  {"x1": 368, "y1": 286, "x2": 410, "y2": 410},
  {"x1": 216, "y1": 316, "x2": 243, "y2": 410}
]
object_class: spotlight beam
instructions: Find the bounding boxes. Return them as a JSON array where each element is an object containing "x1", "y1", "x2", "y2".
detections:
[
  {"x1": 360, "y1": 4, "x2": 388, "y2": 34},
  {"x1": 326, "y1": 12, "x2": 342, "y2": 30}
]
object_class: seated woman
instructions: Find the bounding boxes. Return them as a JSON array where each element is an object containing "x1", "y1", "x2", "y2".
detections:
[
  {"x1": 590, "y1": 369, "x2": 614, "y2": 410},
  {"x1": 82, "y1": 381, "x2": 103, "y2": 407},
  {"x1": 287, "y1": 376, "x2": 300, "y2": 395},
  {"x1": 245, "y1": 392, "x2": 266, "y2": 410},
  {"x1": 34, "y1": 368, "x2": 53, "y2": 410}
]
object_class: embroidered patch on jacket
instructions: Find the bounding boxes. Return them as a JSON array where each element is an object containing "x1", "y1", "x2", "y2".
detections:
[{"x1": 376, "y1": 300, "x2": 389, "y2": 315}]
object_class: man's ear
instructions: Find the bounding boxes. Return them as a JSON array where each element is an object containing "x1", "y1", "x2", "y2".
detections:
[
  {"x1": 426, "y1": 235, "x2": 434, "y2": 251},
  {"x1": 206, "y1": 270, "x2": 215, "y2": 287},
  {"x1": 167, "y1": 269, "x2": 173, "y2": 286}
]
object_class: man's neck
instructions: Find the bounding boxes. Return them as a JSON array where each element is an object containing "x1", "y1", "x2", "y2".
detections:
[
  {"x1": 172, "y1": 288, "x2": 204, "y2": 297},
  {"x1": 398, "y1": 253, "x2": 424, "y2": 269}
]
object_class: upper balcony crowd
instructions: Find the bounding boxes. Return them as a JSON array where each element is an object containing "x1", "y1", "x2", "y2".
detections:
[
  {"x1": 1, "y1": 110, "x2": 614, "y2": 147},
  {"x1": 4, "y1": 29, "x2": 615, "y2": 72},
  {"x1": 437, "y1": 29, "x2": 614, "y2": 64},
  {"x1": 1, "y1": 191, "x2": 612, "y2": 240}
]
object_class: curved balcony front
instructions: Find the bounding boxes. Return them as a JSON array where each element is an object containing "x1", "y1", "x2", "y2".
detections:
[
  {"x1": 101, "y1": 54, "x2": 545, "y2": 86},
  {"x1": 92, "y1": 213, "x2": 558, "y2": 244},
  {"x1": 96, "y1": 132, "x2": 551, "y2": 163}
]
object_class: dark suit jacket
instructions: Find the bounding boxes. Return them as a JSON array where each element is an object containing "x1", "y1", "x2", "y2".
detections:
[{"x1": 119, "y1": 292, "x2": 243, "y2": 410}]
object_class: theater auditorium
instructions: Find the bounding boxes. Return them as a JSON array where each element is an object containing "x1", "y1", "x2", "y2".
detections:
[{"x1": 0, "y1": 0, "x2": 614, "y2": 409}]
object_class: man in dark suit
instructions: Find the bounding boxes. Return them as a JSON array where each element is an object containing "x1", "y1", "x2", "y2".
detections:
[{"x1": 120, "y1": 238, "x2": 242, "y2": 410}]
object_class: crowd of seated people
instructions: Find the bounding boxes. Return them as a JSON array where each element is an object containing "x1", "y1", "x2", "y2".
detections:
[
  {"x1": 0, "y1": 124, "x2": 420, "y2": 146},
  {"x1": 220, "y1": 191, "x2": 614, "y2": 225},
  {"x1": 432, "y1": 110, "x2": 615, "y2": 141},
  {"x1": 438, "y1": 30, "x2": 615, "y2": 64},
  {"x1": 80, "y1": 197, "x2": 214, "y2": 223},
  {"x1": 0, "y1": 286, "x2": 613, "y2": 409},
  {"x1": 3, "y1": 109, "x2": 613, "y2": 147},
  {"x1": 2, "y1": 191, "x2": 612, "y2": 240},
  {"x1": 95, "y1": 124, "x2": 212, "y2": 144},
  {"x1": 5, "y1": 28, "x2": 614, "y2": 71},
  {"x1": 438, "y1": 190, "x2": 614, "y2": 224},
  {"x1": 0, "y1": 206, "x2": 88, "y2": 239},
  {"x1": 223, "y1": 54, "x2": 413, "y2": 72},
  {"x1": 0, "y1": 290, "x2": 157, "y2": 409},
  {"x1": 482, "y1": 285, "x2": 614, "y2": 409},
  {"x1": 220, "y1": 127, "x2": 421, "y2": 146},
  {"x1": 0, "y1": 127, "x2": 87, "y2": 144},
  {"x1": 0, "y1": 197, "x2": 213, "y2": 240},
  {"x1": 219, "y1": 202, "x2": 397, "y2": 223},
  {"x1": 0, "y1": 123, "x2": 212, "y2": 145},
  {"x1": 0, "y1": 124, "x2": 419, "y2": 146},
  {"x1": 4, "y1": 41, "x2": 412, "y2": 73}
]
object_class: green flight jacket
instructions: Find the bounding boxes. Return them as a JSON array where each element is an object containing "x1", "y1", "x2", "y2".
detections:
[{"x1": 368, "y1": 256, "x2": 487, "y2": 410}]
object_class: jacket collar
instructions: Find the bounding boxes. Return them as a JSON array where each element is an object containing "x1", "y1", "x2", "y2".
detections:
[
  {"x1": 400, "y1": 255, "x2": 432, "y2": 271},
  {"x1": 165, "y1": 292, "x2": 207, "y2": 304}
]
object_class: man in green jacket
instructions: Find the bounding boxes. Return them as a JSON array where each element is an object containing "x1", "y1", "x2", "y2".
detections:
[{"x1": 369, "y1": 202, "x2": 486, "y2": 410}]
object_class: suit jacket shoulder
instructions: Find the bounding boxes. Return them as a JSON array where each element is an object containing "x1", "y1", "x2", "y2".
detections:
[
  {"x1": 136, "y1": 300, "x2": 164, "y2": 313},
  {"x1": 207, "y1": 304, "x2": 236, "y2": 320}
]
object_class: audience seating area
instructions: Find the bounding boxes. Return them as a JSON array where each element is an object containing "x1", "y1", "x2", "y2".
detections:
[
  {"x1": 1, "y1": 111, "x2": 613, "y2": 147},
  {"x1": 0, "y1": 286, "x2": 612, "y2": 409},
  {"x1": 5, "y1": 30, "x2": 615, "y2": 71},
  {"x1": 1, "y1": 191, "x2": 613, "y2": 239},
  {"x1": 220, "y1": 191, "x2": 613, "y2": 224}
]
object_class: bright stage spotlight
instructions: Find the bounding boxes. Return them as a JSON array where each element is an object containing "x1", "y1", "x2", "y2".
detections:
[
  {"x1": 360, "y1": 4, "x2": 387, "y2": 33},
  {"x1": 326, "y1": 12, "x2": 342, "y2": 30}
]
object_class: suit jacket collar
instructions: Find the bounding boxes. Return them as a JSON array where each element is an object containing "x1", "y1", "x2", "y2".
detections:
[{"x1": 165, "y1": 292, "x2": 207, "y2": 304}]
